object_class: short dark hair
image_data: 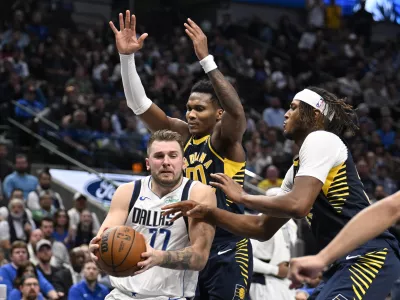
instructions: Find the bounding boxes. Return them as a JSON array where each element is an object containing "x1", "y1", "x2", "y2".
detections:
[
  {"x1": 40, "y1": 217, "x2": 54, "y2": 227},
  {"x1": 147, "y1": 130, "x2": 184, "y2": 155},
  {"x1": 19, "y1": 274, "x2": 38, "y2": 287},
  {"x1": 191, "y1": 80, "x2": 221, "y2": 107}
]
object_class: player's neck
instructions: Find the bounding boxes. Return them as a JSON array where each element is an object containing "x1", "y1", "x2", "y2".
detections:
[
  {"x1": 294, "y1": 129, "x2": 316, "y2": 148},
  {"x1": 151, "y1": 177, "x2": 184, "y2": 198}
]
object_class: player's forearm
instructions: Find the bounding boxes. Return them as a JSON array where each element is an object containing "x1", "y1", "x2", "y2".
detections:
[
  {"x1": 119, "y1": 53, "x2": 152, "y2": 115},
  {"x1": 207, "y1": 69, "x2": 244, "y2": 117},
  {"x1": 158, "y1": 247, "x2": 206, "y2": 271},
  {"x1": 207, "y1": 207, "x2": 270, "y2": 240},
  {"x1": 318, "y1": 192, "x2": 400, "y2": 266},
  {"x1": 241, "y1": 193, "x2": 304, "y2": 218}
]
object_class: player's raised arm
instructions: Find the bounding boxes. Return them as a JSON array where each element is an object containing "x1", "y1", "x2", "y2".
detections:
[
  {"x1": 89, "y1": 182, "x2": 134, "y2": 262},
  {"x1": 184, "y1": 18, "x2": 246, "y2": 143},
  {"x1": 289, "y1": 191, "x2": 400, "y2": 287},
  {"x1": 110, "y1": 10, "x2": 189, "y2": 139}
]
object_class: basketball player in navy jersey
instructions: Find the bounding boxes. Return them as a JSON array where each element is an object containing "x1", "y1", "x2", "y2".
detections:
[
  {"x1": 164, "y1": 87, "x2": 400, "y2": 300},
  {"x1": 289, "y1": 190, "x2": 400, "y2": 289},
  {"x1": 109, "y1": 11, "x2": 252, "y2": 299},
  {"x1": 89, "y1": 130, "x2": 216, "y2": 299}
]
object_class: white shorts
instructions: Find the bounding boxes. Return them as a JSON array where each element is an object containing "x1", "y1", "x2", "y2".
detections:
[{"x1": 105, "y1": 288, "x2": 188, "y2": 300}]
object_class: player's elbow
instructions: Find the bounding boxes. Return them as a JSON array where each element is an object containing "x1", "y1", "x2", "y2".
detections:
[
  {"x1": 193, "y1": 252, "x2": 209, "y2": 271},
  {"x1": 290, "y1": 205, "x2": 311, "y2": 219}
]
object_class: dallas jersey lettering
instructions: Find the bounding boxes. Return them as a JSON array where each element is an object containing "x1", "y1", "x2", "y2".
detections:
[
  {"x1": 184, "y1": 135, "x2": 246, "y2": 244},
  {"x1": 282, "y1": 131, "x2": 398, "y2": 256},
  {"x1": 108, "y1": 176, "x2": 198, "y2": 299}
]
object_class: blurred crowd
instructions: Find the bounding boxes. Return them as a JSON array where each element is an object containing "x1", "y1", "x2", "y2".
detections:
[{"x1": 0, "y1": 0, "x2": 399, "y2": 299}]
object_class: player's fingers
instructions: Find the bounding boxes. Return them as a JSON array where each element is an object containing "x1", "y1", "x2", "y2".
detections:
[
  {"x1": 109, "y1": 21, "x2": 118, "y2": 34},
  {"x1": 185, "y1": 29, "x2": 195, "y2": 41},
  {"x1": 210, "y1": 173, "x2": 225, "y2": 182},
  {"x1": 161, "y1": 202, "x2": 188, "y2": 210},
  {"x1": 137, "y1": 33, "x2": 148, "y2": 46},
  {"x1": 134, "y1": 265, "x2": 149, "y2": 275},
  {"x1": 170, "y1": 213, "x2": 183, "y2": 222},
  {"x1": 184, "y1": 23, "x2": 196, "y2": 36},
  {"x1": 209, "y1": 181, "x2": 222, "y2": 189},
  {"x1": 187, "y1": 206, "x2": 204, "y2": 217},
  {"x1": 162, "y1": 208, "x2": 182, "y2": 216},
  {"x1": 187, "y1": 18, "x2": 201, "y2": 33},
  {"x1": 119, "y1": 13, "x2": 124, "y2": 31},
  {"x1": 90, "y1": 253, "x2": 98, "y2": 262},
  {"x1": 131, "y1": 14, "x2": 136, "y2": 32},
  {"x1": 125, "y1": 10, "x2": 130, "y2": 30}
]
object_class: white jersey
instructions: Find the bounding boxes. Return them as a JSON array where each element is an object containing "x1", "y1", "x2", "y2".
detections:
[{"x1": 108, "y1": 176, "x2": 198, "y2": 299}]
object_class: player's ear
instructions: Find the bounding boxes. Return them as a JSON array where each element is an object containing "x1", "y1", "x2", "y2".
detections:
[
  {"x1": 145, "y1": 158, "x2": 150, "y2": 171},
  {"x1": 216, "y1": 108, "x2": 223, "y2": 121},
  {"x1": 314, "y1": 109, "x2": 324, "y2": 129}
]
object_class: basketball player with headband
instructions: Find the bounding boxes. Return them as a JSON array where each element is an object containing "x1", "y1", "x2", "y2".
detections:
[{"x1": 163, "y1": 87, "x2": 400, "y2": 300}]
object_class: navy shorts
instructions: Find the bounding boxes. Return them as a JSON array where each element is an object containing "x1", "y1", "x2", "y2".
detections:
[
  {"x1": 310, "y1": 246, "x2": 400, "y2": 300},
  {"x1": 194, "y1": 238, "x2": 253, "y2": 300}
]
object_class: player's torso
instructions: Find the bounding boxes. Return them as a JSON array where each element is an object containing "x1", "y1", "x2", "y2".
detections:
[
  {"x1": 293, "y1": 151, "x2": 397, "y2": 252},
  {"x1": 109, "y1": 176, "x2": 198, "y2": 298},
  {"x1": 184, "y1": 135, "x2": 246, "y2": 243}
]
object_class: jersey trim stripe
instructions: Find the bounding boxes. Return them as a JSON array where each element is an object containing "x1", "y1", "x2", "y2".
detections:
[{"x1": 128, "y1": 180, "x2": 142, "y2": 212}]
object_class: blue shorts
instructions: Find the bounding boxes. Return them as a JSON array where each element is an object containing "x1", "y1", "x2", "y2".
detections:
[
  {"x1": 310, "y1": 246, "x2": 400, "y2": 300},
  {"x1": 194, "y1": 238, "x2": 253, "y2": 300}
]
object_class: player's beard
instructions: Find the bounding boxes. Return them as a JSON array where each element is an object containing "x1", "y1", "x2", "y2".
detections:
[
  {"x1": 283, "y1": 118, "x2": 309, "y2": 141},
  {"x1": 152, "y1": 170, "x2": 183, "y2": 188}
]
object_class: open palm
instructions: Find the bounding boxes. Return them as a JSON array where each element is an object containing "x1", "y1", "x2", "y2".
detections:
[{"x1": 109, "y1": 10, "x2": 148, "y2": 55}]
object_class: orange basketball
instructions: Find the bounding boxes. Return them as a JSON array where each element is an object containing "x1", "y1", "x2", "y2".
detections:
[{"x1": 96, "y1": 226, "x2": 146, "y2": 277}]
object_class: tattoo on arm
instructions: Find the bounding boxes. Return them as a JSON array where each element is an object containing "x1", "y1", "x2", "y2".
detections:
[
  {"x1": 160, "y1": 247, "x2": 203, "y2": 270},
  {"x1": 207, "y1": 69, "x2": 242, "y2": 114}
]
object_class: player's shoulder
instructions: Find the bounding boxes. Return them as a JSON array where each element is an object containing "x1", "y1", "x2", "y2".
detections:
[
  {"x1": 303, "y1": 130, "x2": 345, "y2": 148},
  {"x1": 189, "y1": 181, "x2": 216, "y2": 206}
]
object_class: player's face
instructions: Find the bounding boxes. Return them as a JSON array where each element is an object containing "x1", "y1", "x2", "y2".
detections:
[
  {"x1": 283, "y1": 100, "x2": 307, "y2": 140},
  {"x1": 186, "y1": 93, "x2": 223, "y2": 137},
  {"x1": 146, "y1": 141, "x2": 185, "y2": 188}
]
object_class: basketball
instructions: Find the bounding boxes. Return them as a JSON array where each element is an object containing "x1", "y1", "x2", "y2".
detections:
[{"x1": 96, "y1": 226, "x2": 146, "y2": 277}]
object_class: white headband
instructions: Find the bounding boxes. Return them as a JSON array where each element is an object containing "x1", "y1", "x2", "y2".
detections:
[{"x1": 294, "y1": 89, "x2": 334, "y2": 121}]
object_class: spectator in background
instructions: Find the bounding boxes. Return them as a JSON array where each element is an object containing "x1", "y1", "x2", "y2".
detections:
[
  {"x1": 73, "y1": 209, "x2": 94, "y2": 247},
  {"x1": 325, "y1": 0, "x2": 342, "y2": 30},
  {"x1": 39, "y1": 217, "x2": 70, "y2": 268},
  {"x1": 262, "y1": 98, "x2": 285, "y2": 129},
  {"x1": 0, "y1": 198, "x2": 35, "y2": 247},
  {"x1": 27, "y1": 169, "x2": 64, "y2": 212},
  {"x1": 356, "y1": 159, "x2": 377, "y2": 198},
  {"x1": 28, "y1": 229, "x2": 43, "y2": 265},
  {"x1": 257, "y1": 165, "x2": 283, "y2": 192},
  {"x1": 31, "y1": 191, "x2": 57, "y2": 225},
  {"x1": 35, "y1": 239, "x2": 64, "y2": 287},
  {"x1": 53, "y1": 247, "x2": 86, "y2": 298},
  {"x1": 0, "y1": 241, "x2": 58, "y2": 299},
  {"x1": 68, "y1": 261, "x2": 108, "y2": 300},
  {"x1": 10, "y1": 188, "x2": 25, "y2": 201},
  {"x1": 307, "y1": 0, "x2": 325, "y2": 29},
  {"x1": 62, "y1": 109, "x2": 93, "y2": 153},
  {"x1": 52, "y1": 209, "x2": 74, "y2": 248},
  {"x1": 65, "y1": 66, "x2": 93, "y2": 96},
  {"x1": 14, "y1": 84, "x2": 45, "y2": 121},
  {"x1": 18, "y1": 275, "x2": 41, "y2": 300},
  {"x1": 9, "y1": 259, "x2": 58, "y2": 300},
  {"x1": 3, "y1": 154, "x2": 38, "y2": 200},
  {"x1": 68, "y1": 193, "x2": 100, "y2": 235}
]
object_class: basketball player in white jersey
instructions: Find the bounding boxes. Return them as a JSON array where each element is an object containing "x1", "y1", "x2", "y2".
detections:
[{"x1": 89, "y1": 129, "x2": 216, "y2": 300}]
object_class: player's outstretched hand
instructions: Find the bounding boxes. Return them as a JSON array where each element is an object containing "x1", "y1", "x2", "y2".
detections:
[
  {"x1": 210, "y1": 173, "x2": 246, "y2": 203},
  {"x1": 184, "y1": 18, "x2": 209, "y2": 60},
  {"x1": 109, "y1": 10, "x2": 148, "y2": 55},
  {"x1": 89, "y1": 235, "x2": 101, "y2": 263},
  {"x1": 161, "y1": 200, "x2": 210, "y2": 222},
  {"x1": 288, "y1": 255, "x2": 325, "y2": 289},
  {"x1": 134, "y1": 243, "x2": 162, "y2": 275}
]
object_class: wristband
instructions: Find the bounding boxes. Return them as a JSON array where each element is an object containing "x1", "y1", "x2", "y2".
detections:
[{"x1": 199, "y1": 55, "x2": 218, "y2": 73}]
